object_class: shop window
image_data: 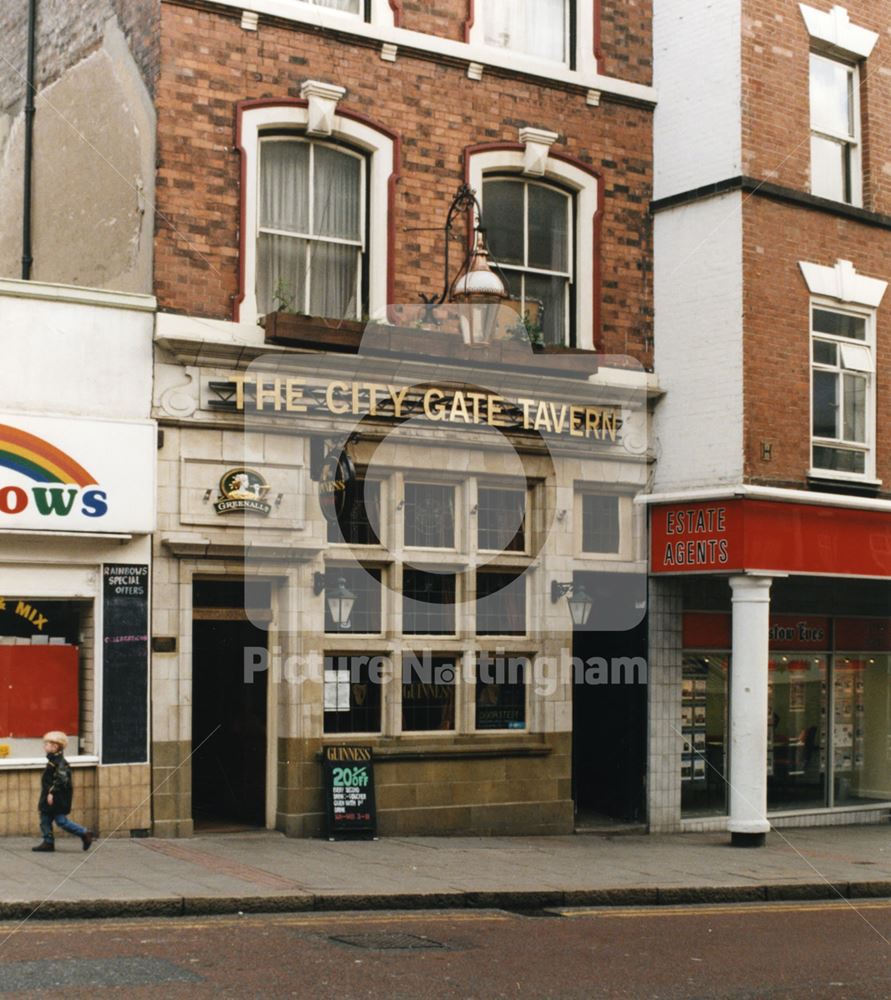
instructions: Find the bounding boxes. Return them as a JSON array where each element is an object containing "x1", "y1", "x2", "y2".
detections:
[
  {"x1": 0, "y1": 599, "x2": 91, "y2": 760},
  {"x1": 477, "y1": 487, "x2": 525, "y2": 552},
  {"x1": 328, "y1": 480, "x2": 381, "y2": 546},
  {"x1": 811, "y1": 305, "x2": 874, "y2": 477},
  {"x1": 581, "y1": 493, "x2": 620, "y2": 553},
  {"x1": 809, "y1": 53, "x2": 861, "y2": 205},
  {"x1": 481, "y1": 0, "x2": 570, "y2": 64},
  {"x1": 832, "y1": 656, "x2": 891, "y2": 805},
  {"x1": 323, "y1": 653, "x2": 383, "y2": 733},
  {"x1": 257, "y1": 137, "x2": 365, "y2": 320},
  {"x1": 402, "y1": 570, "x2": 456, "y2": 635},
  {"x1": 403, "y1": 483, "x2": 455, "y2": 548},
  {"x1": 767, "y1": 656, "x2": 828, "y2": 810},
  {"x1": 402, "y1": 653, "x2": 457, "y2": 731},
  {"x1": 475, "y1": 653, "x2": 526, "y2": 730},
  {"x1": 324, "y1": 566, "x2": 382, "y2": 633},
  {"x1": 483, "y1": 177, "x2": 572, "y2": 346},
  {"x1": 680, "y1": 655, "x2": 729, "y2": 817},
  {"x1": 476, "y1": 571, "x2": 526, "y2": 635}
]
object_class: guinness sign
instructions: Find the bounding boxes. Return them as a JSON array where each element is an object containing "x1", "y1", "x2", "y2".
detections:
[{"x1": 319, "y1": 448, "x2": 356, "y2": 525}]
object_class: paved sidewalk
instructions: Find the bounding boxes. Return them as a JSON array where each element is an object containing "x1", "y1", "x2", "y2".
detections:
[{"x1": 1, "y1": 824, "x2": 890, "y2": 919}]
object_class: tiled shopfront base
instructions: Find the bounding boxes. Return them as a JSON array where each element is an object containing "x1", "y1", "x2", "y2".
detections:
[{"x1": 0, "y1": 764, "x2": 150, "y2": 837}]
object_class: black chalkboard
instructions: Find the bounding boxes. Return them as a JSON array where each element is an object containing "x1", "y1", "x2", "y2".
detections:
[
  {"x1": 323, "y1": 745, "x2": 377, "y2": 840},
  {"x1": 102, "y1": 564, "x2": 149, "y2": 764}
]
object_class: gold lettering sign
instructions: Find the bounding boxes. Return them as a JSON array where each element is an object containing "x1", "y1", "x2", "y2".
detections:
[
  {"x1": 231, "y1": 376, "x2": 620, "y2": 442},
  {"x1": 324, "y1": 746, "x2": 373, "y2": 762}
]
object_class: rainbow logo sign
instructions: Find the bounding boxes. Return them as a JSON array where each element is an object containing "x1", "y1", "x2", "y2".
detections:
[{"x1": 0, "y1": 423, "x2": 107, "y2": 519}]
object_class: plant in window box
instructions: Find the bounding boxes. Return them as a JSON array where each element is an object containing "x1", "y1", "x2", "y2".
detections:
[{"x1": 507, "y1": 307, "x2": 545, "y2": 349}]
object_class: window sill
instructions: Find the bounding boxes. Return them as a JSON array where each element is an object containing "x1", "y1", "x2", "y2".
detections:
[
  {"x1": 0, "y1": 755, "x2": 100, "y2": 770},
  {"x1": 262, "y1": 312, "x2": 601, "y2": 378},
  {"x1": 807, "y1": 469, "x2": 881, "y2": 490}
]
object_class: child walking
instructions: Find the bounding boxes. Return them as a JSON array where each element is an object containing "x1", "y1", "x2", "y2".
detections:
[{"x1": 32, "y1": 731, "x2": 94, "y2": 852}]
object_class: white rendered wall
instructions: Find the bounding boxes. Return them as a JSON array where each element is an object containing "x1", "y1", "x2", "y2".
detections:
[
  {"x1": 653, "y1": 193, "x2": 744, "y2": 491},
  {"x1": 0, "y1": 281, "x2": 155, "y2": 421},
  {"x1": 653, "y1": 0, "x2": 741, "y2": 200}
]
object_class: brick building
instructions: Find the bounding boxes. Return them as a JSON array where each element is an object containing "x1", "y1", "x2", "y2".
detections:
[
  {"x1": 0, "y1": 1, "x2": 658, "y2": 838},
  {"x1": 649, "y1": 0, "x2": 891, "y2": 840}
]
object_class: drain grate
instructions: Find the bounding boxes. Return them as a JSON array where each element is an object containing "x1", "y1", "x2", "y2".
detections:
[{"x1": 328, "y1": 932, "x2": 445, "y2": 951}]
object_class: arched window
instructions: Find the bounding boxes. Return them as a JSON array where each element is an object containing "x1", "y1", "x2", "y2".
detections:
[
  {"x1": 257, "y1": 137, "x2": 366, "y2": 320},
  {"x1": 483, "y1": 177, "x2": 572, "y2": 346},
  {"x1": 236, "y1": 101, "x2": 397, "y2": 326}
]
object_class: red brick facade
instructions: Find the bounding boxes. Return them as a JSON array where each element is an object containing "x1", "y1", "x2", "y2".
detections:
[
  {"x1": 740, "y1": 0, "x2": 891, "y2": 493},
  {"x1": 153, "y1": 0, "x2": 654, "y2": 361}
]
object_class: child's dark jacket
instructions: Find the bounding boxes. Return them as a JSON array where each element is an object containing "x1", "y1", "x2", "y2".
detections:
[{"x1": 38, "y1": 752, "x2": 73, "y2": 816}]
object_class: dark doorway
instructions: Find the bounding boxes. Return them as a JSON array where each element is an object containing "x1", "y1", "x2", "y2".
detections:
[
  {"x1": 192, "y1": 581, "x2": 270, "y2": 830},
  {"x1": 572, "y1": 573, "x2": 647, "y2": 826}
]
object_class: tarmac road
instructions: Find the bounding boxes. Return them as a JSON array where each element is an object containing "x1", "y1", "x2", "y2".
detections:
[{"x1": 0, "y1": 900, "x2": 889, "y2": 999}]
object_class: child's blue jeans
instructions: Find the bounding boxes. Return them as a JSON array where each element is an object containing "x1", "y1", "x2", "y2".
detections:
[{"x1": 39, "y1": 811, "x2": 87, "y2": 844}]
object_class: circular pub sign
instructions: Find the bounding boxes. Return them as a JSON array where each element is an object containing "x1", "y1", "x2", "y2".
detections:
[{"x1": 319, "y1": 449, "x2": 356, "y2": 525}]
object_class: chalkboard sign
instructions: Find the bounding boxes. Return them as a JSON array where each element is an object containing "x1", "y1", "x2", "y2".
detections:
[
  {"x1": 102, "y1": 564, "x2": 149, "y2": 764},
  {"x1": 323, "y1": 745, "x2": 377, "y2": 840}
]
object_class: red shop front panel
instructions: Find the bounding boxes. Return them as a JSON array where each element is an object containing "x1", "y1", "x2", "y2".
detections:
[{"x1": 0, "y1": 646, "x2": 78, "y2": 739}]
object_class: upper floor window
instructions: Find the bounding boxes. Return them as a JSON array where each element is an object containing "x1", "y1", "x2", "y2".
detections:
[
  {"x1": 484, "y1": 177, "x2": 572, "y2": 347},
  {"x1": 483, "y1": 0, "x2": 569, "y2": 64},
  {"x1": 404, "y1": 483, "x2": 455, "y2": 548},
  {"x1": 313, "y1": 0, "x2": 362, "y2": 12},
  {"x1": 809, "y1": 53, "x2": 860, "y2": 205},
  {"x1": 811, "y1": 305, "x2": 874, "y2": 477},
  {"x1": 581, "y1": 493, "x2": 620, "y2": 553},
  {"x1": 258, "y1": 137, "x2": 365, "y2": 320}
]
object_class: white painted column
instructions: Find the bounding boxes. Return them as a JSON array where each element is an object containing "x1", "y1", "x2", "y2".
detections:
[{"x1": 727, "y1": 574, "x2": 772, "y2": 846}]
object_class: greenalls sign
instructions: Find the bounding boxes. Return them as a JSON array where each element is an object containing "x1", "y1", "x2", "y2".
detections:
[{"x1": 214, "y1": 468, "x2": 272, "y2": 516}]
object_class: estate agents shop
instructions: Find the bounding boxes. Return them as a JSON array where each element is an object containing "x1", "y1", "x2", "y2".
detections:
[
  {"x1": 648, "y1": 491, "x2": 891, "y2": 841},
  {"x1": 0, "y1": 413, "x2": 155, "y2": 837},
  {"x1": 151, "y1": 316, "x2": 650, "y2": 838}
]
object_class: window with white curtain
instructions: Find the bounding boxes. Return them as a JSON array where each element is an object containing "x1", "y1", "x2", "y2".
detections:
[
  {"x1": 483, "y1": 177, "x2": 572, "y2": 346},
  {"x1": 809, "y1": 52, "x2": 860, "y2": 205},
  {"x1": 309, "y1": 0, "x2": 362, "y2": 13},
  {"x1": 257, "y1": 137, "x2": 365, "y2": 320},
  {"x1": 483, "y1": 0, "x2": 568, "y2": 63}
]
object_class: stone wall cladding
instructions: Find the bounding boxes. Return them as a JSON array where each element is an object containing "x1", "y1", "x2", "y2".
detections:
[
  {"x1": 0, "y1": 0, "x2": 160, "y2": 113},
  {"x1": 741, "y1": 0, "x2": 891, "y2": 216},
  {"x1": 153, "y1": 3, "x2": 653, "y2": 362},
  {"x1": 742, "y1": 197, "x2": 891, "y2": 492}
]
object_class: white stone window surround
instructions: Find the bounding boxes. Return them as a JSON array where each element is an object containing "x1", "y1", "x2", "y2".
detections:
[
  {"x1": 236, "y1": 101, "x2": 397, "y2": 326},
  {"x1": 467, "y1": 146, "x2": 600, "y2": 350},
  {"x1": 215, "y1": 0, "x2": 654, "y2": 105},
  {"x1": 800, "y1": 258, "x2": 887, "y2": 485},
  {"x1": 798, "y1": 4, "x2": 879, "y2": 61},
  {"x1": 466, "y1": 0, "x2": 585, "y2": 73}
]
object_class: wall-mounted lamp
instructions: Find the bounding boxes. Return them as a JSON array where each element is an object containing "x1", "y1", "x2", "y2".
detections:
[
  {"x1": 551, "y1": 580, "x2": 593, "y2": 627},
  {"x1": 313, "y1": 573, "x2": 357, "y2": 629},
  {"x1": 420, "y1": 183, "x2": 509, "y2": 344}
]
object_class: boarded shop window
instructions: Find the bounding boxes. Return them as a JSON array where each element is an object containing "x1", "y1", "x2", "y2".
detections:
[
  {"x1": 475, "y1": 654, "x2": 526, "y2": 730},
  {"x1": 402, "y1": 653, "x2": 456, "y2": 731},
  {"x1": 324, "y1": 654, "x2": 383, "y2": 733}
]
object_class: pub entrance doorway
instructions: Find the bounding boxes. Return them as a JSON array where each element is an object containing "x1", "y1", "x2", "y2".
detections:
[
  {"x1": 571, "y1": 575, "x2": 647, "y2": 829},
  {"x1": 191, "y1": 580, "x2": 271, "y2": 830}
]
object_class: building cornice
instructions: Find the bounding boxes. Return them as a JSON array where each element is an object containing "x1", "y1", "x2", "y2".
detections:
[
  {"x1": 638, "y1": 483, "x2": 891, "y2": 514},
  {"x1": 651, "y1": 176, "x2": 891, "y2": 232},
  {"x1": 0, "y1": 278, "x2": 156, "y2": 312}
]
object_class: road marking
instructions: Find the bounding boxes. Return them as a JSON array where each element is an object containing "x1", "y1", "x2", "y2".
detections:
[
  {"x1": 557, "y1": 900, "x2": 891, "y2": 919},
  {"x1": 0, "y1": 910, "x2": 513, "y2": 936}
]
